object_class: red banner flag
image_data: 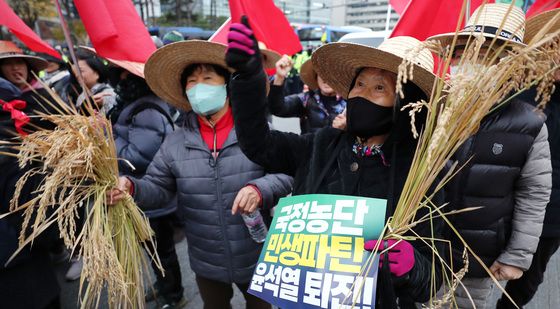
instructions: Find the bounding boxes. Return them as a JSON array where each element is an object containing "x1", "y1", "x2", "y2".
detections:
[
  {"x1": 391, "y1": 0, "x2": 495, "y2": 41},
  {"x1": 527, "y1": 0, "x2": 560, "y2": 17},
  {"x1": 390, "y1": 0, "x2": 411, "y2": 15},
  {"x1": 209, "y1": 18, "x2": 232, "y2": 44},
  {"x1": 228, "y1": 0, "x2": 302, "y2": 55},
  {"x1": 73, "y1": 0, "x2": 156, "y2": 63},
  {"x1": 0, "y1": 0, "x2": 61, "y2": 59}
]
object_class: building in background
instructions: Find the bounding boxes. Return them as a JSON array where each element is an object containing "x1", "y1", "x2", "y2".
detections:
[
  {"x1": 274, "y1": 0, "x2": 333, "y2": 24},
  {"x1": 331, "y1": 0, "x2": 399, "y2": 31},
  {"x1": 199, "y1": 0, "x2": 230, "y2": 18},
  {"x1": 142, "y1": 0, "x2": 399, "y2": 31}
]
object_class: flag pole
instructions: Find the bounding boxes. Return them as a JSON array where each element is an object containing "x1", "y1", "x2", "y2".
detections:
[
  {"x1": 53, "y1": 0, "x2": 86, "y2": 91},
  {"x1": 385, "y1": 3, "x2": 392, "y2": 33},
  {"x1": 465, "y1": 0, "x2": 471, "y2": 24}
]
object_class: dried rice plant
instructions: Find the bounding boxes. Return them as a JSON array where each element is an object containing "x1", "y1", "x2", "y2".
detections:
[
  {"x1": 392, "y1": 5, "x2": 560, "y2": 235},
  {"x1": 345, "y1": 2, "x2": 559, "y2": 308},
  {"x1": 395, "y1": 4, "x2": 558, "y2": 308},
  {"x1": 0, "y1": 89, "x2": 161, "y2": 308}
]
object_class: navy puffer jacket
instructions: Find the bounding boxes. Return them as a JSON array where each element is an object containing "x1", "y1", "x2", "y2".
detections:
[
  {"x1": 113, "y1": 94, "x2": 176, "y2": 218},
  {"x1": 130, "y1": 112, "x2": 293, "y2": 283}
]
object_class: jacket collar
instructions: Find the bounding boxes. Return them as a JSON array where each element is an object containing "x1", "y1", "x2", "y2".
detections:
[{"x1": 183, "y1": 111, "x2": 238, "y2": 152}]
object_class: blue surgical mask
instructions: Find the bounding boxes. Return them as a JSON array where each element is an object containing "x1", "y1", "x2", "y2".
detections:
[{"x1": 186, "y1": 83, "x2": 227, "y2": 116}]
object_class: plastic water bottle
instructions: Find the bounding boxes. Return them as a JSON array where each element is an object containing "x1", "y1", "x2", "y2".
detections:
[{"x1": 242, "y1": 211, "x2": 268, "y2": 243}]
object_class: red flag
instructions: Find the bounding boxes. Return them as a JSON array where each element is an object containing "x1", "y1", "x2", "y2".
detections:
[
  {"x1": 0, "y1": 0, "x2": 61, "y2": 59},
  {"x1": 390, "y1": 0, "x2": 411, "y2": 15},
  {"x1": 229, "y1": 0, "x2": 302, "y2": 55},
  {"x1": 209, "y1": 18, "x2": 232, "y2": 44},
  {"x1": 527, "y1": 0, "x2": 560, "y2": 17},
  {"x1": 74, "y1": 0, "x2": 156, "y2": 63},
  {"x1": 391, "y1": 0, "x2": 495, "y2": 41}
]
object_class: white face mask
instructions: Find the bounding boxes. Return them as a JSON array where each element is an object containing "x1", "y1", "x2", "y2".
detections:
[{"x1": 449, "y1": 63, "x2": 487, "y2": 79}]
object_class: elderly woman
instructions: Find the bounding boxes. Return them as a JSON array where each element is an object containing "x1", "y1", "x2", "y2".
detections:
[
  {"x1": 0, "y1": 42, "x2": 61, "y2": 309},
  {"x1": 0, "y1": 41, "x2": 59, "y2": 131},
  {"x1": 107, "y1": 40, "x2": 292, "y2": 309},
  {"x1": 225, "y1": 17, "x2": 443, "y2": 308}
]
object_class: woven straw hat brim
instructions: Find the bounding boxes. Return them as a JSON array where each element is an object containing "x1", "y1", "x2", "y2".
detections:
[
  {"x1": 261, "y1": 49, "x2": 281, "y2": 70},
  {"x1": 299, "y1": 60, "x2": 318, "y2": 91},
  {"x1": 0, "y1": 54, "x2": 48, "y2": 72},
  {"x1": 525, "y1": 9, "x2": 560, "y2": 43},
  {"x1": 145, "y1": 40, "x2": 230, "y2": 111},
  {"x1": 428, "y1": 31, "x2": 526, "y2": 48},
  {"x1": 312, "y1": 43, "x2": 436, "y2": 99},
  {"x1": 428, "y1": 3, "x2": 527, "y2": 48},
  {"x1": 78, "y1": 46, "x2": 145, "y2": 78}
]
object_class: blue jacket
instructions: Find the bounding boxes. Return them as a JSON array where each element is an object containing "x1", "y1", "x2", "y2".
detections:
[
  {"x1": 113, "y1": 94, "x2": 177, "y2": 218},
  {"x1": 131, "y1": 112, "x2": 293, "y2": 283}
]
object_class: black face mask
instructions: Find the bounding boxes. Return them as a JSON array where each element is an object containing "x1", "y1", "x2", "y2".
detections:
[{"x1": 346, "y1": 96, "x2": 393, "y2": 139}]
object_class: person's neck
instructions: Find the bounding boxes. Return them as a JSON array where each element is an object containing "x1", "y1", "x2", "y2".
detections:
[
  {"x1": 201, "y1": 104, "x2": 229, "y2": 126},
  {"x1": 320, "y1": 90, "x2": 335, "y2": 97}
]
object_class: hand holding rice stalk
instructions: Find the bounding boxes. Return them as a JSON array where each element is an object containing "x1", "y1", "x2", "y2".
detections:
[
  {"x1": 346, "y1": 2, "x2": 560, "y2": 308},
  {"x1": 0, "y1": 89, "x2": 162, "y2": 308}
]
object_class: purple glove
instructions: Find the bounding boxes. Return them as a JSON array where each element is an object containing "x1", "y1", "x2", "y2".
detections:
[
  {"x1": 226, "y1": 16, "x2": 263, "y2": 76},
  {"x1": 364, "y1": 239, "x2": 415, "y2": 277}
]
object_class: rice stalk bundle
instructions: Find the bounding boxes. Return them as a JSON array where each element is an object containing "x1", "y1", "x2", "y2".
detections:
[
  {"x1": 0, "y1": 92, "x2": 161, "y2": 308},
  {"x1": 391, "y1": 20, "x2": 559, "y2": 235}
]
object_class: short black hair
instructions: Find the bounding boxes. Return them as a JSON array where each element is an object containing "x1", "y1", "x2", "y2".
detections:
[
  {"x1": 180, "y1": 63, "x2": 231, "y2": 90},
  {"x1": 75, "y1": 50, "x2": 108, "y2": 83}
]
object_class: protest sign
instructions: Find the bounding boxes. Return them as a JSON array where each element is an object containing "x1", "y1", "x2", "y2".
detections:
[{"x1": 249, "y1": 194, "x2": 387, "y2": 309}]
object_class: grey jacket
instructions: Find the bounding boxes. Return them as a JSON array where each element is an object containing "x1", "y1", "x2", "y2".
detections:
[
  {"x1": 76, "y1": 83, "x2": 117, "y2": 116},
  {"x1": 446, "y1": 100, "x2": 552, "y2": 277},
  {"x1": 131, "y1": 113, "x2": 293, "y2": 283},
  {"x1": 497, "y1": 125, "x2": 552, "y2": 270},
  {"x1": 114, "y1": 94, "x2": 176, "y2": 217}
]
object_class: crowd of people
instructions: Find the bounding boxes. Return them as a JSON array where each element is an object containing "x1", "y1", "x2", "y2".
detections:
[{"x1": 0, "y1": 3, "x2": 559, "y2": 309}]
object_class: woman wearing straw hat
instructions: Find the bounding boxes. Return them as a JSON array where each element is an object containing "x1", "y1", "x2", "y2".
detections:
[
  {"x1": 0, "y1": 40, "x2": 60, "y2": 131},
  {"x1": 226, "y1": 16, "x2": 443, "y2": 308},
  {"x1": 268, "y1": 56, "x2": 346, "y2": 134},
  {"x1": 427, "y1": 4, "x2": 552, "y2": 309},
  {"x1": 107, "y1": 40, "x2": 292, "y2": 309},
  {"x1": 0, "y1": 42, "x2": 62, "y2": 309},
  {"x1": 496, "y1": 8, "x2": 560, "y2": 309}
]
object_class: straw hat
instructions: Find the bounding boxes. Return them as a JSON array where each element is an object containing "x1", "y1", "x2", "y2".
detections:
[
  {"x1": 145, "y1": 40, "x2": 230, "y2": 111},
  {"x1": 524, "y1": 8, "x2": 560, "y2": 43},
  {"x1": 78, "y1": 46, "x2": 145, "y2": 78},
  {"x1": 261, "y1": 49, "x2": 281, "y2": 70},
  {"x1": 258, "y1": 42, "x2": 281, "y2": 70},
  {"x1": 312, "y1": 36, "x2": 435, "y2": 98},
  {"x1": 0, "y1": 40, "x2": 48, "y2": 72},
  {"x1": 299, "y1": 60, "x2": 319, "y2": 91},
  {"x1": 428, "y1": 3, "x2": 526, "y2": 47}
]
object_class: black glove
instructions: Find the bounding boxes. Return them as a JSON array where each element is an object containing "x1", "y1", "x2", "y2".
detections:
[{"x1": 225, "y1": 15, "x2": 263, "y2": 77}]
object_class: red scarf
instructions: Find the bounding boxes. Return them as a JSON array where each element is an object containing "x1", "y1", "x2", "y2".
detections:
[
  {"x1": 1, "y1": 99, "x2": 29, "y2": 136},
  {"x1": 197, "y1": 107, "x2": 234, "y2": 152}
]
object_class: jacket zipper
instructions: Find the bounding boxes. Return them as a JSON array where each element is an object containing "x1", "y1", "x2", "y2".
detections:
[{"x1": 209, "y1": 120, "x2": 235, "y2": 282}]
